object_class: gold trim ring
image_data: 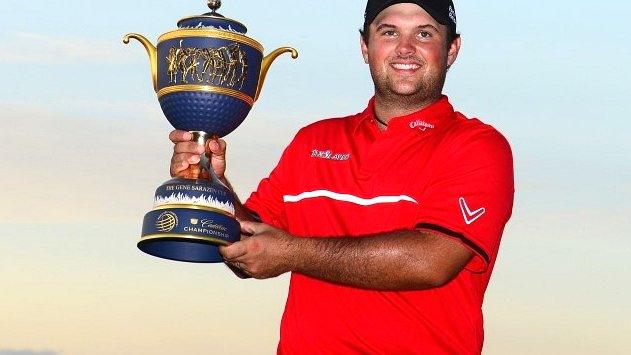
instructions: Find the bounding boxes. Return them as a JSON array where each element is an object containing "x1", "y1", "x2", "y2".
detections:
[
  {"x1": 139, "y1": 233, "x2": 231, "y2": 246},
  {"x1": 158, "y1": 29, "x2": 263, "y2": 53},
  {"x1": 157, "y1": 85, "x2": 254, "y2": 106}
]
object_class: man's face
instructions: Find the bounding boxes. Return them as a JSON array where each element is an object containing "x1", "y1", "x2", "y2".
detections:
[{"x1": 361, "y1": 3, "x2": 460, "y2": 103}]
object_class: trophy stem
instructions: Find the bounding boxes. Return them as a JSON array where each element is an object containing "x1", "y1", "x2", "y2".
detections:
[{"x1": 181, "y1": 131, "x2": 226, "y2": 187}]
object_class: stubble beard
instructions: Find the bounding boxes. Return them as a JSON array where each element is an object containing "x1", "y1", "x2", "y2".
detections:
[{"x1": 371, "y1": 62, "x2": 447, "y2": 112}]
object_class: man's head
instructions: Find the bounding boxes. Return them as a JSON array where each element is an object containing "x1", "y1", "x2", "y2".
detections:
[
  {"x1": 361, "y1": 0, "x2": 459, "y2": 46},
  {"x1": 360, "y1": 1, "x2": 461, "y2": 109}
]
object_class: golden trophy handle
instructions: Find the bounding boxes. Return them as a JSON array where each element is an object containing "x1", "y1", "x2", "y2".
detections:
[
  {"x1": 255, "y1": 47, "x2": 299, "y2": 101},
  {"x1": 123, "y1": 33, "x2": 158, "y2": 91}
]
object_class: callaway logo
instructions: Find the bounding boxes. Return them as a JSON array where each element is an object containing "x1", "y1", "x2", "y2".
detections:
[
  {"x1": 459, "y1": 197, "x2": 485, "y2": 225},
  {"x1": 409, "y1": 119, "x2": 435, "y2": 131},
  {"x1": 311, "y1": 149, "x2": 350, "y2": 161}
]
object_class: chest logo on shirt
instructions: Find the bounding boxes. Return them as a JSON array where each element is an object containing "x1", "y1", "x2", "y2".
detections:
[
  {"x1": 311, "y1": 149, "x2": 350, "y2": 161},
  {"x1": 409, "y1": 119, "x2": 435, "y2": 131},
  {"x1": 459, "y1": 197, "x2": 486, "y2": 225}
]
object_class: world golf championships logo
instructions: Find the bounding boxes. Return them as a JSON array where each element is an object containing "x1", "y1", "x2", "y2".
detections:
[{"x1": 155, "y1": 211, "x2": 178, "y2": 232}]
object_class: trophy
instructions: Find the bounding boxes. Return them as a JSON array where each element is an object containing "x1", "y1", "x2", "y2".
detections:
[{"x1": 123, "y1": 0, "x2": 297, "y2": 263}]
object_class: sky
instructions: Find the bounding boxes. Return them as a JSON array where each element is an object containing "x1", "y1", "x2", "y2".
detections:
[{"x1": 0, "y1": 0, "x2": 630, "y2": 354}]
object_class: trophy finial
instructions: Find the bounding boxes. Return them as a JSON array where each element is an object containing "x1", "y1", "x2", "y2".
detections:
[{"x1": 207, "y1": 0, "x2": 221, "y2": 13}]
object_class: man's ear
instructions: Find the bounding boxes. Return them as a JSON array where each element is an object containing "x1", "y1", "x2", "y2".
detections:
[
  {"x1": 360, "y1": 34, "x2": 369, "y2": 64},
  {"x1": 447, "y1": 35, "x2": 461, "y2": 68}
]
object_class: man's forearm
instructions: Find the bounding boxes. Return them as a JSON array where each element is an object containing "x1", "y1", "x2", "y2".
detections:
[{"x1": 286, "y1": 230, "x2": 472, "y2": 291}]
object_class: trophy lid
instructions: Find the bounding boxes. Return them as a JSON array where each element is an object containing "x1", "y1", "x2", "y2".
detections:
[{"x1": 177, "y1": 0, "x2": 248, "y2": 34}]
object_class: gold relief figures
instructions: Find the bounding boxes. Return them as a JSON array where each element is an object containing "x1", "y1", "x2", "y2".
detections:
[{"x1": 166, "y1": 40, "x2": 248, "y2": 89}]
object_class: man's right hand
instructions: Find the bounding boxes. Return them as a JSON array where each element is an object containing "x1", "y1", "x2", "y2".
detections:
[{"x1": 169, "y1": 130, "x2": 227, "y2": 181}]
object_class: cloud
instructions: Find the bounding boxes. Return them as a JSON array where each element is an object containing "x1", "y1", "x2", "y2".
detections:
[
  {"x1": 0, "y1": 350, "x2": 59, "y2": 355},
  {"x1": 0, "y1": 32, "x2": 132, "y2": 65},
  {"x1": 0, "y1": 97, "x2": 161, "y2": 122}
]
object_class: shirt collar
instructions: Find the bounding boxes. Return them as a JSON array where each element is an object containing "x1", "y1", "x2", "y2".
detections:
[{"x1": 352, "y1": 95, "x2": 456, "y2": 136}]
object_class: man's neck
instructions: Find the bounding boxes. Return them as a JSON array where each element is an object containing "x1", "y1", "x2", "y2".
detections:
[{"x1": 373, "y1": 94, "x2": 441, "y2": 125}]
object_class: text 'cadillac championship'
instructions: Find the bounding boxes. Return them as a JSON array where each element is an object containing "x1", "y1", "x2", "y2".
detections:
[{"x1": 123, "y1": 0, "x2": 298, "y2": 263}]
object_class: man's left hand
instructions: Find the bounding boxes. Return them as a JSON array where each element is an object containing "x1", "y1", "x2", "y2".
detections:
[{"x1": 219, "y1": 221, "x2": 295, "y2": 279}]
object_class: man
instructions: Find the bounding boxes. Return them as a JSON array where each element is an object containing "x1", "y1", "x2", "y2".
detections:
[{"x1": 170, "y1": 0, "x2": 514, "y2": 353}]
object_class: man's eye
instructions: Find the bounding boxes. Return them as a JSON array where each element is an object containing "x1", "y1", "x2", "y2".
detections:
[
  {"x1": 418, "y1": 31, "x2": 431, "y2": 39},
  {"x1": 381, "y1": 30, "x2": 397, "y2": 36}
]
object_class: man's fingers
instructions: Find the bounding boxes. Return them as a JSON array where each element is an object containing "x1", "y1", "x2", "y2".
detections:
[
  {"x1": 219, "y1": 241, "x2": 248, "y2": 260},
  {"x1": 240, "y1": 220, "x2": 262, "y2": 235},
  {"x1": 172, "y1": 153, "x2": 200, "y2": 166},
  {"x1": 207, "y1": 138, "x2": 226, "y2": 156},
  {"x1": 174, "y1": 141, "x2": 204, "y2": 154},
  {"x1": 224, "y1": 261, "x2": 251, "y2": 279},
  {"x1": 169, "y1": 130, "x2": 192, "y2": 143},
  {"x1": 170, "y1": 154, "x2": 201, "y2": 176}
]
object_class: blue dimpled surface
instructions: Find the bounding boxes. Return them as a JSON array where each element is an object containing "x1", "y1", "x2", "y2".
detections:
[{"x1": 159, "y1": 91, "x2": 251, "y2": 137}]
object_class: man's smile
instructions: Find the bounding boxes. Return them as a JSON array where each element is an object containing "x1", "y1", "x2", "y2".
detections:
[
  {"x1": 390, "y1": 59, "x2": 423, "y2": 73},
  {"x1": 392, "y1": 63, "x2": 420, "y2": 70}
]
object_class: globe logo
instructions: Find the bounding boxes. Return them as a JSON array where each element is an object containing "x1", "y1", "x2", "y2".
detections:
[{"x1": 156, "y1": 211, "x2": 178, "y2": 232}]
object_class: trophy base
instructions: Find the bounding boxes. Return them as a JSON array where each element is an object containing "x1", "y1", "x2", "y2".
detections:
[{"x1": 139, "y1": 206, "x2": 240, "y2": 263}]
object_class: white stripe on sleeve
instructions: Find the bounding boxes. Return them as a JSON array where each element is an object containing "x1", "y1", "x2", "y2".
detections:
[{"x1": 283, "y1": 190, "x2": 418, "y2": 206}]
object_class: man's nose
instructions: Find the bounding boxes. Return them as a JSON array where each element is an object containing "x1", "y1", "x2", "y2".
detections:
[{"x1": 396, "y1": 35, "x2": 416, "y2": 56}]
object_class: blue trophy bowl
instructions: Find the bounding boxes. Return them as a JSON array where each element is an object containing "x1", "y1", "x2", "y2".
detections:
[
  {"x1": 155, "y1": 33, "x2": 263, "y2": 137},
  {"x1": 158, "y1": 91, "x2": 253, "y2": 137}
]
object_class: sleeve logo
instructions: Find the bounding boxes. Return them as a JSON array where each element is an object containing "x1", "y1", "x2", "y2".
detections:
[{"x1": 459, "y1": 197, "x2": 485, "y2": 225}]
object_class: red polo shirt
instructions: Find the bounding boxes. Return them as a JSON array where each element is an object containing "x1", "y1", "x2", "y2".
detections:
[{"x1": 245, "y1": 96, "x2": 514, "y2": 354}]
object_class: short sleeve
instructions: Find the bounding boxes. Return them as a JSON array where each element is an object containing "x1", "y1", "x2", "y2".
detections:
[
  {"x1": 244, "y1": 130, "x2": 303, "y2": 230},
  {"x1": 416, "y1": 126, "x2": 514, "y2": 273}
]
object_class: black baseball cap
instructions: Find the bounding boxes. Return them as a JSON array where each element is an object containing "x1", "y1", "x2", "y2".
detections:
[{"x1": 364, "y1": 0, "x2": 457, "y2": 34}]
